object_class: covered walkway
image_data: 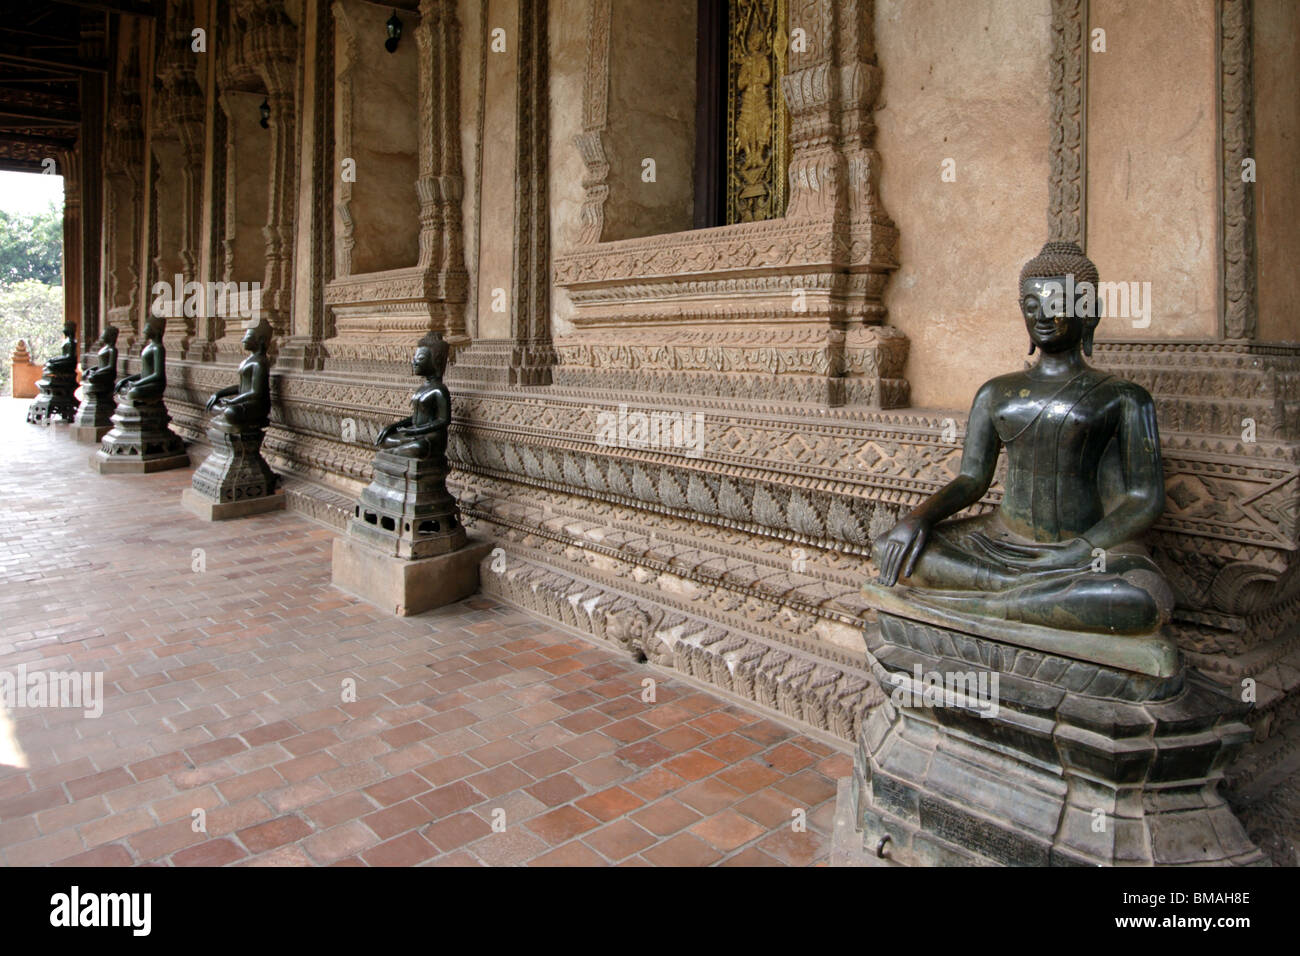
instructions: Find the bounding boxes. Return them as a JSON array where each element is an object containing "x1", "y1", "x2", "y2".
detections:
[{"x1": 0, "y1": 399, "x2": 846, "y2": 866}]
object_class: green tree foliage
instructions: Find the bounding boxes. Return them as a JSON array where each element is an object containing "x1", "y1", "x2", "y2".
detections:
[
  {"x1": 0, "y1": 203, "x2": 63, "y2": 285},
  {"x1": 0, "y1": 279, "x2": 64, "y2": 394}
]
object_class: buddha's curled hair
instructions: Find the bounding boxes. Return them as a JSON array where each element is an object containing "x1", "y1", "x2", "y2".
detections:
[
  {"x1": 417, "y1": 330, "x2": 450, "y2": 374},
  {"x1": 1019, "y1": 240, "x2": 1099, "y2": 289}
]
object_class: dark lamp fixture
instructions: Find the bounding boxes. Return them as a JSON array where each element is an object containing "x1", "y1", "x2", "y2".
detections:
[
  {"x1": 258, "y1": 97, "x2": 270, "y2": 129},
  {"x1": 385, "y1": 10, "x2": 402, "y2": 53}
]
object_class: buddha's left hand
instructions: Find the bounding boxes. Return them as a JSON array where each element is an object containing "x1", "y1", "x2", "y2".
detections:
[{"x1": 1000, "y1": 537, "x2": 1094, "y2": 572}]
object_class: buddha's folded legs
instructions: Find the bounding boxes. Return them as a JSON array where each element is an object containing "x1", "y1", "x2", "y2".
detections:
[{"x1": 871, "y1": 516, "x2": 1172, "y2": 634}]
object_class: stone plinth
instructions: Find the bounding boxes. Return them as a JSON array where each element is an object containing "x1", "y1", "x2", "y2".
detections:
[
  {"x1": 70, "y1": 386, "x2": 117, "y2": 443},
  {"x1": 832, "y1": 590, "x2": 1266, "y2": 867},
  {"x1": 92, "y1": 394, "x2": 188, "y2": 474},
  {"x1": 332, "y1": 535, "x2": 491, "y2": 616},
  {"x1": 332, "y1": 447, "x2": 486, "y2": 615},
  {"x1": 182, "y1": 419, "x2": 283, "y2": 520},
  {"x1": 25, "y1": 366, "x2": 79, "y2": 425},
  {"x1": 346, "y1": 450, "x2": 467, "y2": 558}
]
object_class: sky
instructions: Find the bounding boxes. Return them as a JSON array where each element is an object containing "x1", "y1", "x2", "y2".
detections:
[{"x1": 0, "y1": 169, "x2": 64, "y2": 216}]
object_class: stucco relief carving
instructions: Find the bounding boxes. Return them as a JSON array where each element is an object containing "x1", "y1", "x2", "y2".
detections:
[
  {"x1": 1220, "y1": 0, "x2": 1258, "y2": 340},
  {"x1": 1048, "y1": 0, "x2": 1087, "y2": 245}
]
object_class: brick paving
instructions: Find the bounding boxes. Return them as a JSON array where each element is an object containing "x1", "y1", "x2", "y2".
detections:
[{"x1": 0, "y1": 398, "x2": 849, "y2": 866}]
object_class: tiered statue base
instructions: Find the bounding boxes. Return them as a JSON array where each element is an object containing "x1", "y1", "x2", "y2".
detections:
[
  {"x1": 181, "y1": 419, "x2": 283, "y2": 521},
  {"x1": 331, "y1": 535, "x2": 492, "y2": 617},
  {"x1": 91, "y1": 394, "x2": 188, "y2": 474},
  {"x1": 70, "y1": 389, "x2": 116, "y2": 443},
  {"x1": 346, "y1": 450, "x2": 468, "y2": 558},
  {"x1": 332, "y1": 449, "x2": 484, "y2": 615},
  {"x1": 831, "y1": 584, "x2": 1266, "y2": 867},
  {"x1": 25, "y1": 370, "x2": 78, "y2": 425}
]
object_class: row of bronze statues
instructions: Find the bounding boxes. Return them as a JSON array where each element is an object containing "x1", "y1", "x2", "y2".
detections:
[
  {"x1": 27, "y1": 241, "x2": 1171, "y2": 638},
  {"x1": 24, "y1": 242, "x2": 1263, "y2": 865}
]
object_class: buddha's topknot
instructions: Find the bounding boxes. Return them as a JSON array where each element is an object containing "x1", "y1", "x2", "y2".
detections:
[{"x1": 1020, "y1": 240, "x2": 1099, "y2": 289}]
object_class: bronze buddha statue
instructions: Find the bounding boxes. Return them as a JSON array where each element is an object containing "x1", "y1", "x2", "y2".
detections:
[
  {"x1": 114, "y1": 316, "x2": 168, "y2": 401},
  {"x1": 26, "y1": 320, "x2": 80, "y2": 424},
  {"x1": 375, "y1": 331, "x2": 452, "y2": 465},
  {"x1": 872, "y1": 241, "x2": 1172, "y2": 637},
  {"x1": 204, "y1": 319, "x2": 272, "y2": 428}
]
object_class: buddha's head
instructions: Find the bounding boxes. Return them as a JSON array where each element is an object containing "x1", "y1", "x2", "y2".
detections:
[
  {"x1": 144, "y1": 315, "x2": 166, "y2": 343},
  {"x1": 413, "y1": 331, "x2": 449, "y2": 379},
  {"x1": 242, "y1": 318, "x2": 272, "y2": 352},
  {"x1": 1019, "y1": 240, "x2": 1101, "y2": 356},
  {"x1": 100, "y1": 326, "x2": 119, "y2": 347},
  {"x1": 63, "y1": 320, "x2": 77, "y2": 341}
]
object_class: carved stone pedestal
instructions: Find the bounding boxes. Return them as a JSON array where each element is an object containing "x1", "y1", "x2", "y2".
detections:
[
  {"x1": 181, "y1": 420, "x2": 283, "y2": 520},
  {"x1": 346, "y1": 450, "x2": 467, "y2": 558},
  {"x1": 70, "y1": 388, "x2": 116, "y2": 443},
  {"x1": 832, "y1": 592, "x2": 1267, "y2": 867},
  {"x1": 331, "y1": 449, "x2": 485, "y2": 615},
  {"x1": 25, "y1": 368, "x2": 79, "y2": 425},
  {"x1": 91, "y1": 394, "x2": 189, "y2": 474}
]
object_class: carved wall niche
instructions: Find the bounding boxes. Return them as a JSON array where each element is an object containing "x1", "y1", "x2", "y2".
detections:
[
  {"x1": 321, "y1": 0, "x2": 468, "y2": 371},
  {"x1": 332, "y1": 0, "x2": 420, "y2": 277},
  {"x1": 551, "y1": 0, "x2": 905, "y2": 410},
  {"x1": 589, "y1": 0, "x2": 697, "y2": 243}
]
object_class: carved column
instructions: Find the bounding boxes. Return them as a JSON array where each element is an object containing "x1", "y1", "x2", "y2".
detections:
[
  {"x1": 78, "y1": 57, "x2": 105, "y2": 356},
  {"x1": 411, "y1": 0, "x2": 470, "y2": 340},
  {"x1": 103, "y1": 30, "x2": 146, "y2": 351},
  {"x1": 244, "y1": 1, "x2": 299, "y2": 347},
  {"x1": 508, "y1": 0, "x2": 555, "y2": 386},
  {"x1": 279, "y1": 0, "x2": 332, "y2": 371},
  {"x1": 574, "y1": 0, "x2": 610, "y2": 244},
  {"x1": 60, "y1": 149, "x2": 84, "y2": 357},
  {"x1": 1220, "y1": 0, "x2": 1257, "y2": 341}
]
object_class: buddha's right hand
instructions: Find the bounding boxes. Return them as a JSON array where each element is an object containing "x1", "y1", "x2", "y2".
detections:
[{"x1": 876, "y1": 515, "x2": 931, "y2": 587}]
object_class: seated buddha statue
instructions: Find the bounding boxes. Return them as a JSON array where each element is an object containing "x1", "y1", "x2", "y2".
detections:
[
  {"x1": 872, "y1": 241, "x2": 1172, "y2": 636},
  {"x1": 45, "y1": 321, "x2": 78, "y2": 374},
  {"x1": 375, "y1": 331, "x2": 451, "y2": 464},
  {"x1": 205, "y1": 319, "x2": 272, "y2": 429},
  {"x1": 84, "y1": 326, "x2": 119, "y2": 396},
  {"x1": 114, "y1": 316, "x2": 168, "y2": 400}
]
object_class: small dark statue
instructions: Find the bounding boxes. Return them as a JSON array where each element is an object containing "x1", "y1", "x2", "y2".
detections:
[
  {"x1": 204, "y1": 319, "x2": 273, "y2": 428},
  {"x1": 187, "y1": 319, "x2": 280, "y2": 513},
  {"x1": 71, "y1": 326, "x2": 119, "y2": 440},
  {"x1": 114, "y1": 316, "x2": 168, "y2": 401},
  {"x1": 871, "y1": 240, "x2": 1172, "y2": 638},
  {"x1": 26, "y1": 320, "x2": 80, "y2": 424},
  {"x1": 95, "y1": 315, "x2": 187, "y2": 470},
  {"x1": 375, "y1": 331, "x2": 452, "y2": 463},
  {"x1": 349, "y1": 331, "x2": 465, "y2": 558}
]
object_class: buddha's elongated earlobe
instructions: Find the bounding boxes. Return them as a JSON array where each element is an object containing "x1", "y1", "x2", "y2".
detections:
[{"x1": 1028, "y1": 341, "x2": 1037, "y2": 355}]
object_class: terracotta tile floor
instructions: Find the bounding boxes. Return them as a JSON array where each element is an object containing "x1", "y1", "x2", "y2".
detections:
[{"x1": 0, "y1": 398, "x2": 850, "y2": 865}]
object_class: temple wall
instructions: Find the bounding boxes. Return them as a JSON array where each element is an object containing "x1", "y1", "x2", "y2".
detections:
[
  {"x1": 1086, "y1": 0, "x2": 1219, "y2": 341},
  {"x1": 874, "y1": 0, "x2": 1053, "y2": 409},
  {"x1": 72, "y1": 0, "x2": 1300, "y2": 858}
]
